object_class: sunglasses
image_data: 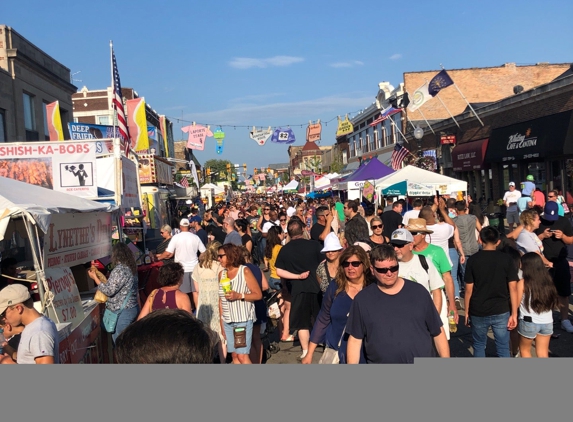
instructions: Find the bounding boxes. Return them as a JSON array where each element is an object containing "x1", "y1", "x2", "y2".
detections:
[
  {"x1": 391, "y1": 243, "x2": 408, "y2": 248},
  {"x1": 217, "y1": 254, "x2": 226, "y2": 259},
  {"x1": 279, "y1": 219, "x2": 286, "y2": 222},
  {"x1": 342, "y1": 261, "x2": 362, "y2": 268},
  {"x1": 373, "y1": 265, "x2": 400, "y2": 274},
  {"x1": 264, "y1": 208, "x2": 270, "y2": 211},
  {"x1": 371, "y1": 224, "x2": 383, "y2": 229},
  {"x1": 410, "y1": 232, "x2": 424, "y2": 236}
]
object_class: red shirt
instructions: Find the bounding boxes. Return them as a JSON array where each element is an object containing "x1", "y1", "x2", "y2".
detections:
[{"x1": 533, "y1": 190, "x2": 545, "y2": 208}]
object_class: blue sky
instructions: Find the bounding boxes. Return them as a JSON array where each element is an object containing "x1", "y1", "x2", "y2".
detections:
[{"x1": 4, "y1": 0, "x2": 573, "y2": 174}]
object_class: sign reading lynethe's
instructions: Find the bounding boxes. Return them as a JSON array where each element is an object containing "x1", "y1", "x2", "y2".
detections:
[{"x1": 44, "y1": 213, "x2": 112, "y2": 269}]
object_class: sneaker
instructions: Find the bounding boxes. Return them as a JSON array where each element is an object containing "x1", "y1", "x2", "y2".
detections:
[
  {"x1": 455, "y1": 297, "x2": 462, "y2": 310},
  {"x1": 561, "y1": 319, "x2": 573, "y2": 333},
  {"x1": 297, "y1": 350, "x2": 308, "y2": 361}
]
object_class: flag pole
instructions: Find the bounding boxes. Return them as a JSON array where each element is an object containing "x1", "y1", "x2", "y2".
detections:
[
  {"x1": 440, "y1": 64, "x2": 484, "y2": 127},
  {"x1": 424, "y1": 77, "x2": 460, "y2": 128},
  {"x1": 412, "y1": 107, "x2": 436, "y2": 135},
  {"x1": 110, "y1": 40, "x2": 119, "y2": 147}
]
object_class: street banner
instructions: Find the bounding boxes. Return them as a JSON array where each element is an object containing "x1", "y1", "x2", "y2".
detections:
[
  {"x1": 0, "y1": 141, "x2": 97, "y2": 197},
  {"x1": 182, "y1": 123, "x2": 213, "y2": 151},
  {"x1": 363, "y1": 181, "x2": 374, "y2": 202},
  {"x1": 191, "y1": 162, "x2": 200, "y2": 187},
  {"x1": 214, "y1": 128, "x2": 225, "y2": 154},
  {"x1": 159, "y1": 115, "x2": 169, "y2": 156},
  {"x1": 271, "y1": 127, "x2": 296, "y2": 144},
  {"x1": 96, "y1": 156, "x2": 141, "y2": 209},
  {"x1": 146, "y1": 126, "x2": 160, "y2": 154},
  {"x1": 44, "y1": 212, "x2": 113, "y2": 270},
  {"x1": 250, "y1": 126, "x2": 273, "y2": 146},
  {"x1": 46, "y1": 101, "x2": 64, "y2": 141},
  {"x1": 44, "y1": 267, "x2": 86, "y2": 329},
  {"x1": 68, "y1": 122, "x2": 120, "y2": 155},
  {"x1": 126, "y1": 98, "x2": 150, "y2": 152},
  {"x1": 306, "y1": 120, "x2": 322, "y2": 142},
  {"x1": 336, "y1": 115, "x2": 353, "y2": 136}
]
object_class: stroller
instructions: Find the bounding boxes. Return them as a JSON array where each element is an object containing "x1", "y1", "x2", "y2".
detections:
[{"x1": 261, "y1": 289, "x2": 282, "y2": 361}]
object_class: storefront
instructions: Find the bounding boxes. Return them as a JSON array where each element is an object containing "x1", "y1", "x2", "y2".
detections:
[
  {"x1": 485, "y1": 110, "x2": 573, "y2": 202},
  {"x1": 451, "y1": 138, "x2": 490, "y2": 201}
]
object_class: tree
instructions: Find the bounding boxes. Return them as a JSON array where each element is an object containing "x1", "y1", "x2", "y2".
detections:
[
  {"x1": 329, "y1": 156, "x2": 344, "y2": 174},
  {"x1": 204, "y1": 159, "x2": 239, "y2": 190}
]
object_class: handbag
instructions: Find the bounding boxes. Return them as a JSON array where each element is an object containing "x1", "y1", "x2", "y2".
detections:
[
  {"x1": 102, "y1": 290, "x2": 132, "y2": 333},
  {"x1": 318, "y1": 312, "x2": 349, "y2": 364}
]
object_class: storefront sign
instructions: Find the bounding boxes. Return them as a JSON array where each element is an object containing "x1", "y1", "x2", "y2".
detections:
[
  {"x1": 68, "y1": 123, "x2": 120, "y2": 155},
  {"x1": 138, "y1": 154, "x2": 173, "y2": 185},
  {"x1": 440, "y1": 135, "x2": 457, "y2": 145},
  {"x1": 45, "y1": 267, "x2": 85, "y2": 329},
  {"x1": 451, "y1": 139, "x2": 489, "y2": 171},
  {"x1": 486, "y1": 110, "x2": 573, "y2": 162},
  {"x1": 0, "y1": 141, "x2": 98, "y2": 198},
  {"x1": 44, "y1": 212, "x2": 113, "y2": 269}
]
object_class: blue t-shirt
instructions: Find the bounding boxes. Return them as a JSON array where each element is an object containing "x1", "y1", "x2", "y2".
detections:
[
  {"x1": 520, "y1": 181, "x2": 535, "y2": 197},
  {"x1": 309, "y1": 281, "x2": 366, "y2": 364},
  {"x1": 346, "y1": 280, "x2": 443, "y2": 363}
]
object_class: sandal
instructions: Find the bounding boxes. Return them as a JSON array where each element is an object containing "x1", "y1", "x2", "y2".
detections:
[{"x1": 280, "y1": 335, "x2": 296, "y2": 342}]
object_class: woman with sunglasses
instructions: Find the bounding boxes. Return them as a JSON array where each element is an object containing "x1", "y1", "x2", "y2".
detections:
[
  {"x1": 278, "y1": 212, "x2": 289, "y2": 245},
  {"x1": 218, "y1": 244, "x2": 263, "y2": 364},
  {"x1": 302, "y1": 245, "x2": 372, "y2": 364},
  {"x1": 369, "y1": 217, "x2": 387, "y2": 246}
]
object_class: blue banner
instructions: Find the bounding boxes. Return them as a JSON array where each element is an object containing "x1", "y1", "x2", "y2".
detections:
[{"x1": 68, "y1": 122, "x2": 121, "y2": 140}]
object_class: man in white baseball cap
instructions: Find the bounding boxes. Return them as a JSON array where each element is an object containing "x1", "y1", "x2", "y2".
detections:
[{"x1": 0, "y1": 284, "x2": 59, "y2": 364}]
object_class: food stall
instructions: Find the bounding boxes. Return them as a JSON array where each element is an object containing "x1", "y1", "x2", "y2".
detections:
[{"x1": 0, "y1": 176, "x2": 118, "y2": 364}]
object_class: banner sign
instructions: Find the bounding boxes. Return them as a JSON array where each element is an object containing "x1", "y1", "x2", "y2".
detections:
[
  {"x1": 363, "y1": 181, "x2": 374, "y2": 202},
  {"x1": 138, "y1": 155, "x2": 173, "y2": 185},
  {"x1": 0, "y1": 141, "x2": 97, "y2": 198},
  {"x1": 45, "y1": 267, "x2": 85, "y2": 329},
  {"x1": 126, "y1": 98, "x2": 150, "y2": 152},
  {"x1": 46, "y1": 101, "x2": 64, "y2": 141},
  {"x1": 336, "y1": 115, "x2": 354, "y2": 137},
  {"x1": 44, "y1": 212, "x2": 113, "y2": 269},
  {"x1": 440, "y1": 134, "x2": 457, "y2": 145},
  {"x1": 306, "y1": 121, "x2": 322, "y2": 142},
  {"x1": 182, "y1": 124, "x2": 213, "y2": 151},
  {"x1": 214, "y1": 128, "x2": 225, "y2": 154},
  {"x1": 121, "y1": 156, "x2": 141, "y2": 209},
  {"x1": 146, "y1": 126, "x2": 160, "y2": 154},
  {"x1": 250, "y1": 127, "x2": 273, "y2": 146},
  {"x1": 68, "y1": 123, "x2": 119, "y2": 155},
  {"x1": 159, "y1": 115, "x2": 169, "y2": 156},
  {"x1": 59, "y1": 303, "x2": 104, "y2": 364},
  {"x1": 271, "y1": 127, "x2": 296, "y2": 144}
]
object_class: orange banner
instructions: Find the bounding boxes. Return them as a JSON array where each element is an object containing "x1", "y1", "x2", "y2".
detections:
[
  {"x1": 46, "y1": 101, "x2": 64, "y2": 141},
  {"x1": 126, "y1": 98, "x2": 149, "y2": 152}
]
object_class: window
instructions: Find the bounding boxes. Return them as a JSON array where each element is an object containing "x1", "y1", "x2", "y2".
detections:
[
  {"x1": 0, "y1": 109, "x2": 6, "y2": 142},
  {"x1": 23, "y1": 93, "x2": 36, "y2": 131},
  {"x1": 42, "y1": 102, "x2": 50, "y2": 140},
  {"x1": 97, "y1": 115, "x2": 110, "y2": 125}
]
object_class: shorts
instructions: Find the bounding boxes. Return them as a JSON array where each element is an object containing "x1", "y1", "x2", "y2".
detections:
[
  {"x1": 506, "y1": 211, "x2": 519, "y2": 225},
  {"x1": 289, "y1": 292, "x2": 320, "y2": 332},
  {"x1": 223, "y1": 320, "x2": 254, "y2": 354},
  {"x1": 179, "y1": 272, "x2": 196, "y2": 294},
  {"x1": 269, "y1": 277, "x2": 282, "y2": 290},
  {"x1": 549, "y1": 259, "x2": 572, "y2": 297},
  {"x1": 518, "y1": 319, "x2": 553, "y2": 339}
]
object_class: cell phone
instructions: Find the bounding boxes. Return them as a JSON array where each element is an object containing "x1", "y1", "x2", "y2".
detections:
[{"x1": 436, "y1": 190, "x2": 440, "y2": 199}]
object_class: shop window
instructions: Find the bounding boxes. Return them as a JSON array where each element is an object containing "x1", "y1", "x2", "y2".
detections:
[
  {"x1": 97, "y1": 115, "x2": 110, "y2": 125},
  {"x1": 23, "y1": 93, "x2": 36, "y2": 130}
]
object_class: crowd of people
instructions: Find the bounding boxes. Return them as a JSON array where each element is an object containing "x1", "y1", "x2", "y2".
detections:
[{"x1": 1, "y1": 182, "x2": 572, "y2": 363}]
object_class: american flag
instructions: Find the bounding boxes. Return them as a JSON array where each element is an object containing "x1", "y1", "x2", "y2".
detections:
[
  {"x1": 180, "y1": 176, "x2": 189, "y2": 188},
  {"x1": 391, "y1": 143, "x2": 409, "y2": 170},
  {"x1": 111, "y1": 47, "x2": 130, "y2": 155}
]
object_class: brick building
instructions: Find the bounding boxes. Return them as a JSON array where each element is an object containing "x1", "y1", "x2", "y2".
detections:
[{"x1": 0, "y1": 25, "x2": 76, "y2": 142}]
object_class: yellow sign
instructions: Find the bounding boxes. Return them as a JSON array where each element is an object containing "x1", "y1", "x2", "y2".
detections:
[{"x1": 336, "y1": 115, "x2": 354, "y2": 137}]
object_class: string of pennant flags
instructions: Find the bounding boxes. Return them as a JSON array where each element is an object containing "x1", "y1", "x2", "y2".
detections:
[{"x1": 169, "y1": 67, "x2": 484, "y2": 159}]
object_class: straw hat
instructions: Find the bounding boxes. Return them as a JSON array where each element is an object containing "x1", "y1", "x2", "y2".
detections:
[{"x1": 405, "y1": 218, "x2": 434, "y2": 234}]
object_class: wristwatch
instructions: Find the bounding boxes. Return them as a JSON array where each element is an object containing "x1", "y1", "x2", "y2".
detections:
[{"x1": 241, "y1": 293, "x2": 245, "y2": 301}]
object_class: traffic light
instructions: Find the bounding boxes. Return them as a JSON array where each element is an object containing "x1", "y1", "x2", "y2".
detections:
[
  {"x1": 254, "y1": 168, "x2": 258, "y2": 175},
  {"x1": 243, "y1": 163, "x2": 247, "y2": 173},
  {"x1": 226, "y1": 163, "x2": 231, "y2": 172},
  {"x1": 206, "y1": 167, "x2": 211, "y2": 176}
]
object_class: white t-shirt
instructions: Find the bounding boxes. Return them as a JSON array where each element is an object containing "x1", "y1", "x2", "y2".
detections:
[
  {"x1": 17, "y1": 315, "x2": 59, "y2": 364},
  {"x1": 520, "y1": 297, "x2": 553, "y2": 324},
  {"x1": 402, "y1": 209, "x2": 420, "y2": 226},
  {"x1": 286, "y1": 207, "x2": 296, "y2": 217},
  {"x1": 503, "y1": 190, "x2": 522, "y2": 212},
  {"x1": 166, "y1": 231, "x2": 206, "y2": 272},
  {"x1": 262, "y1": 220, "x2": 280, "y2": 234},
  {"x1": 398, "y1": 255, "x2": 449, "y2": 340},
  {"x1": 426, "y1": 223, "x2": 455, "y2": 265}
]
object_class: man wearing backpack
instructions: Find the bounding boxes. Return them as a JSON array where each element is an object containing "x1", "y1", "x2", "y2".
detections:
[{"x1": 390, "y1": 229, "x2": 449, "y2": 340}]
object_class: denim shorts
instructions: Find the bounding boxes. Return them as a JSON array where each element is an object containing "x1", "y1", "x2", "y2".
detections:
[
  {"x1": 223, "y1": 320, "x2": 254, "y2": 354},
  {"x1": 268, "y1": 277, "x2": 282, "y2": 290},
  {"x1": 518, "y1": 319, "x2": 553, "y2": 339}
]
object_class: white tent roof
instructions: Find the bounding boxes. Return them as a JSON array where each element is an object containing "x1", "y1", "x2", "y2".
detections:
[
  {"x1": 280, "y1": 180, "x2": 299, "y2": 191},
  {"x1": 0, "y1": 176, "x2": 116, "y2": 241},
  {"x1": 314, "y1": 177, "x2": 331, "y2": 189},
  {"x1": 200, "y1": 183, "x2": 225, "y2": 194},
  {"x1": 374, "y1": 166, "x2": 467, "y2": 193}
]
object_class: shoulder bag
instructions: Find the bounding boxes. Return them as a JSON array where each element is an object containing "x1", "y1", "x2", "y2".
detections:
[
  {"x1": 102, "y1": 290, "x2": 132, "y2": 333},
  {"x1": 318, "y1": 314, "x2": 348, "y2": 364}
]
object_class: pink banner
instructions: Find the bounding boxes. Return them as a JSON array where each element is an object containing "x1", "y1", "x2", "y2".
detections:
[{"x1": 182, "y1": 124, "x2": 213, "y2": 151}]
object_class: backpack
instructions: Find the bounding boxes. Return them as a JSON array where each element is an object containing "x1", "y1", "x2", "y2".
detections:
[{"x1": 418, "y1": 254, "x2": 429, "y2": 274}]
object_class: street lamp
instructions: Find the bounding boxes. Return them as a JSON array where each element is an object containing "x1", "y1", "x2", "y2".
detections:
[
  {"x1": 413, "y1": 126, "x2": 424, "y2": 158},
  {"x1": 357, "y1": 146, "x2": 364, "y2": 166}
]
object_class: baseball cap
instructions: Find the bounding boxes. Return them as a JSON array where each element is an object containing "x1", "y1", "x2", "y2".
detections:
[
  {"x1": 509, "y1": 182, "x2": 515, "y2": 187},
  {"x1": 179, "y1": 218, "x2": 190, "y2": 226},
  {"x1": 0, "y1": 284, "x2": 31, "y2": 315},
  {"x1": 543, "y1": 202, "x2": 559, "y2": 221},
  {"x1": 189, "y1": 215, "x2": 202, "y2": 224},
  {"x1": 390, "y1": 228, "x2": 414, "y2": 245},
  {"x1": 526, "y1": 175, "x2": 535, "y2": 181},
  {"x1": 321, "y1": 232, "x2": 343, "y2": 253}
]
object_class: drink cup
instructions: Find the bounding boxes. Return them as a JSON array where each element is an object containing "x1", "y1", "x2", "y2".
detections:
[{"x1": 221, "y1": 280, "x2": 232, "y2": 294}]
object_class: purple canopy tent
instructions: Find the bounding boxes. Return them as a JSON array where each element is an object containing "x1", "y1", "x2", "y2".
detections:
[{"x1": 344, "y1": 158, "x2": 394, "y2": 211}]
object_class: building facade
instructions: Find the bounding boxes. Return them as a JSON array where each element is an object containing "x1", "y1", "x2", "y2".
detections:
[{"x1": 0, "y1": 25, "x2": 76, "y2": 142}]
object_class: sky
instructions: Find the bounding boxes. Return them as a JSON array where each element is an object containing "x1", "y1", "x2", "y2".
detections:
[{"x1": 3, "y1": 0, "x2": 573, "y2": 174}]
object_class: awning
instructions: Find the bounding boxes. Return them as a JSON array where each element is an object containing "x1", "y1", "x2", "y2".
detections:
[
  {"x1": 485, "y1": 110, "x2": 573, "y2": 162},
  {"x1": 451, "y1": 139, "x2": 489, "y2": 172},
  {"x1": 342, "y1": 161, "x2": 359, "y2": 172}
]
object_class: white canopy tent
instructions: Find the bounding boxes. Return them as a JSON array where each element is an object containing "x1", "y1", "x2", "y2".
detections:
[
  {"x1": 200, "y1": 183, "x2": 225, "y2": 194},
  {"x1": 374, "y1": 165, "x2": 468, "y2": 195},
  {"x1": 280, "y1": 180, "x2": 299, "y2": 191}
]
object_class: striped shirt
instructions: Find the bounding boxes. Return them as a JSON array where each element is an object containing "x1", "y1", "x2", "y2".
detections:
[{"x1": 219, "y1": 266, "x2": 256, "y2": 323}]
